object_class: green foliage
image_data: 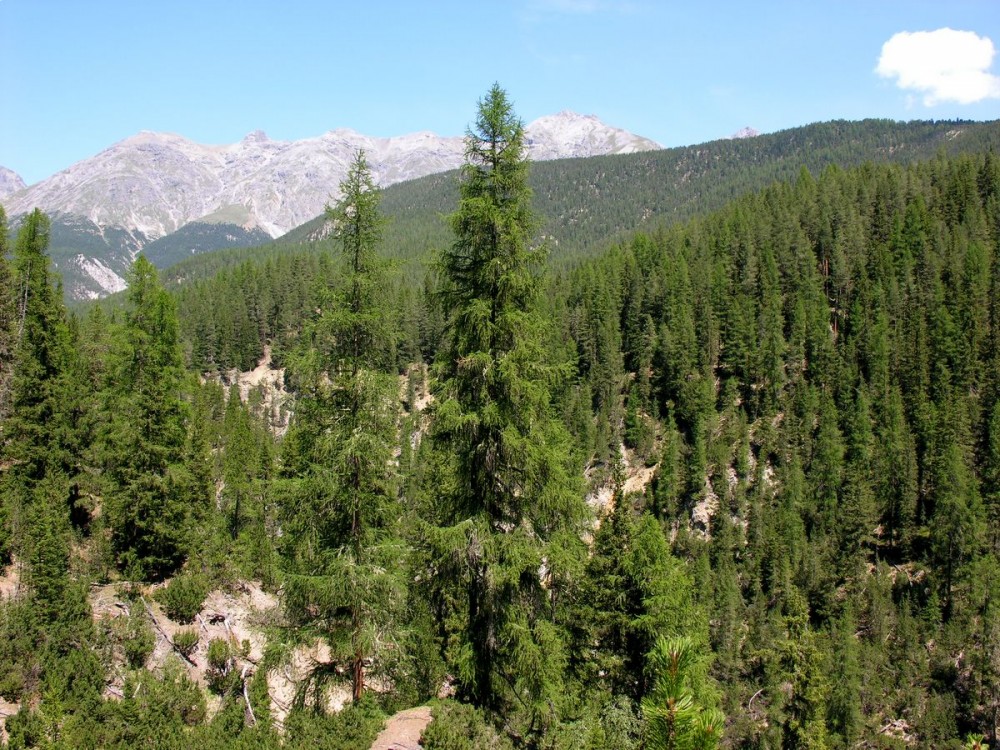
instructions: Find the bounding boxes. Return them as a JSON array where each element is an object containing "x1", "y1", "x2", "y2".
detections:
[
  {"x1": 576, "y1": 483, "x2": 705, "y2": 703},
  {"x1": 9, "y1": 123, "x2": 1000, "y2": 747},
  {"x1": 427, "y1": 85, "x2": 588, "y2": 736},
  {"x1": 589, "y1": 695, "x2": 642, "y2": 750},
  {"x1": 0, "y1": 599, "x2": 36, "y2": 700},
  {"x1": 641, "y1": 637, "x2": 723, "y2": 750},
  {"x1": 279, "y1": 149, "x2": 407, "y2": 705},
  {"x1": 101, "y1": 257, "x2": 209, "y2": 580},
  {"x1": 206, "y1": 637, "x2": 241, "y2": 695},
  {"x1": 0, "y1": 209, "x2": 75, "y2": 563},
  {"x1": 173, "y1": 628, "x2": 199, "y2": 659},
  {"x1": 123, "y1": 614, "x2": 156, "y2": 669},
  {"x1": 321, "y1": 149, "x2": 393, "y2": 372},
  {"x1": 0, "y1": 204, "x2": 14, "y2": 420},
  {"x1": 419, "y1": 700, "x2": 514, "y2": 750},
  {"x1": 105, "y1": 663, "x2": 208, "y2": 745},
  {"x1": 143, "y1": 220, "x2": 272, "y2": 269},
  {"x1": 282, "y1": 694, "x2": 386, "y2": 750},
  {"x1": 155, "y1": 574, "x2": 209, "y2": 623}
]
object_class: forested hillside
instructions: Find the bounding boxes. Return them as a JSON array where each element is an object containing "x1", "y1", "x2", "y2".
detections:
[
  {"x1": 163, "y1": 117, "x2": 1000, "y2": 292},
  {"x1": 2, "y1": 90, "x2": 1000, "y2": 750}
]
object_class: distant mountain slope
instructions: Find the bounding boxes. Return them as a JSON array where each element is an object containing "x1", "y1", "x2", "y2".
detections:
[
  {"x1": 142, "y1": 216, "x2": 272, "y2": 269},
  {"x1": 270, "y1": 118, "x2": 1000, "y2": 277},
  {"x1": 42, "y1": 214, "x2": 146, "y2": 300},
  {"x1": 3, "y1": 111, "x2": 659, "y2": 242},
  {"x1": 1, "y1": 112, "x2": 659, "y2": 300},
  {"x1": 0, "y1": 167, "x2": 26, "y2": 200}
]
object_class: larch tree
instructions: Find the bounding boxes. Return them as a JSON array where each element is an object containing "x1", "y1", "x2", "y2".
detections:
[
  {"x1": 281, "y1": 149, "x2": 405, "y2": 703},
  {"x1": 430, "y1": 84, "x2": 588, "y2": 733},
  {"x1": 0, "y1": 205, "x2": 15, "y2": 420}
]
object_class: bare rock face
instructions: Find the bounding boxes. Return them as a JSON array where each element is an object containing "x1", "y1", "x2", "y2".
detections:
[
  {"x1": 5, "y1": 113, "x2": 661, "y2": 241},
  {"x1": 0, "y1": 167, "x2": 26, "y2": 200},
  {"x1": 525, "y1": 110, "x2": 661, "y2": 160}
]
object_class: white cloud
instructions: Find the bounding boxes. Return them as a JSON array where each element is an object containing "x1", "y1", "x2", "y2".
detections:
[{"x1": 876, "y1": 28, "x2": 1000, "y2": 106}]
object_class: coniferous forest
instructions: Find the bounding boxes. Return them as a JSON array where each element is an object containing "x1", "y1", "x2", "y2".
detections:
[{"x1": 3, "y1": 85, "x2": 1000, "y2": 749}]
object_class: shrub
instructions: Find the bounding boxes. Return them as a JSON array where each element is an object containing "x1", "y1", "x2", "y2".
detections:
[
  {"x1": 420, "y1": 701, "x2": 513, "y2": 750},
  {"x1": 173, "y1": 628, "x2": 199, "y2": 658},
  {"x1": 284, "y1": 694, "x2": 386, "y2": 750},
  {"x1": 205, "y1": 638, "x2": 239, "y2": 695},
  {"x1": 123, "y1": 615, "x2": 155, "y2": 669},
  {"x1": 155, "y1": 575, "x2": 208, "y2": 624}
]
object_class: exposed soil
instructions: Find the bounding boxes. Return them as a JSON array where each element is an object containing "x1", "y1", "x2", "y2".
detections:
[
  {"x1": 585, "y1": 443, "x2": 658, "y2": 518},
  {"x1": 370, "y1": 705, "x2": 433, "y2": 750},
  {"x1": 0, "y1": 559, "x2": 21, "y2": 601},
  {"x1": 90, "y1": 581, "x2": 279, "y2": 717},
  {"x1": 0, "y1": 698, "x2": 19, "y2": 745}
]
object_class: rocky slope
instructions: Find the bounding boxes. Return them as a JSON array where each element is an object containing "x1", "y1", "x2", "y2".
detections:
[
  {"x1": 0, "y1": 167, "x2": 25, "y2": 200},
  {"x1": 4, "y1": 112, "x2": 660, "y2": 241}
]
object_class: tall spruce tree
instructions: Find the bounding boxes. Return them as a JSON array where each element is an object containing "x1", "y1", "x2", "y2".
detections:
[
  {"x1": 281, "y1": 150, "x2": 405, "y2": 703},
  {"x1": 102, "y1": 256, "x2": 206, "y2": 580},
  {"x1": 0, "y1": 210, "x2": 75, "y2": 562},
  {"x1": 0, "y1": 210, "x2": 101, "y2": 713},
  {"x1": 430, "y1": 84, "x2": 587, "y2": 732}
]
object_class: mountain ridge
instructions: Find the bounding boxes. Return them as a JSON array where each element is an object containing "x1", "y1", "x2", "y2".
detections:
[
  {"x1": 0, "y1": 166, "x2": 26, "y2": 200},
  {"x1": 166, "y1": 117, "x2": 1000, "y2": 294},
  {"x1": 3, "y1": 111, "x2": 660, "y2": 241}
]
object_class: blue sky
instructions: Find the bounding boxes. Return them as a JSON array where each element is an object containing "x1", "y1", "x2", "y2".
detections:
[{"x1": 1, "y1": 0, "x2": 999, "y2": 185}]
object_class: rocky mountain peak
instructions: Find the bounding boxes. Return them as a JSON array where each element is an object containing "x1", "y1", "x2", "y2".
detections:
[
  {"x1": 6, "y1": 113, "x2": 661, "y2": 244},
  {"x1": 524, "y1": 111, "x2": 661, "y2": 159},
  {"x1": 729, "y1": 126, "x2": 760, "y2": 139},
  {"x1": 0, "y1": 166, "x2": 27, "y2": 199}
]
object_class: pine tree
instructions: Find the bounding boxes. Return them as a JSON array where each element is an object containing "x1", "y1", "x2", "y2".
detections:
[
  {"x1": 641, "y1": 636, "x2": 723, "y2": 750},
  {"x1": 430, "y1": 84, "x2": 587, "y2": 728}
]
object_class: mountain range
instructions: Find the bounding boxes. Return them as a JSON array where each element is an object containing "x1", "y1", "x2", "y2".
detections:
[
  {"x1": 1, "y1": 112, "x2": 660, "y2": 299},
  {"x1": 13, "y1": 116, "x2": 999, "y2": 305}
]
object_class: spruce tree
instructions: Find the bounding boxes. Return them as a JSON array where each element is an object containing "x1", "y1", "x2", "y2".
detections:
[
  {"x1": 0, "y1": 210, "x2": 75, "y2": 562},
  {"x1": 430, "y1": 84, "x2": 587, "y2": 729},
  {"x1": 0, "y1": 209, "x2": 100, "y2": 712},
  {"x1": 102, "y1": 256, "x2": 206, "y2": 580},
  {"x1": 984, "y1": 400, "x2": 1000, "y2": 554}
]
